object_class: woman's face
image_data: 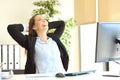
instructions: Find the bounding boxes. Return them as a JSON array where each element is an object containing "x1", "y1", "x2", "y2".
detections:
[{"x1": 33, "y1": 14, "x2": 48, "y2": 33}]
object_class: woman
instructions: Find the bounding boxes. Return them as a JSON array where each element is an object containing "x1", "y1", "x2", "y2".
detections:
[{"x1": 7, "y1": 14, "x2": 69, "y2": 74}]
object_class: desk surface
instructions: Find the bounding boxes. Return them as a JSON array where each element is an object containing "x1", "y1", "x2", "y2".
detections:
[{"x1": 2, "y1": 72, "x2": 120, "y2": 80}]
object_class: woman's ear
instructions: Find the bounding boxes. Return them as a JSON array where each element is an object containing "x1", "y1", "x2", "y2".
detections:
[{"x1": 32, "y1": 25, "x2": 36, "y2": 30}]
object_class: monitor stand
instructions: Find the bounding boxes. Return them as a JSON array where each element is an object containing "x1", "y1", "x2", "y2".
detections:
[{"x1": 102, "y1": 61, "x2": 120, "y2": 77}]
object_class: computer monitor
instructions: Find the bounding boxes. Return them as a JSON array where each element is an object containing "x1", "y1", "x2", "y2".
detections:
[{"x1": 95, "y1": 22, "x2": 120, "y2": 63}]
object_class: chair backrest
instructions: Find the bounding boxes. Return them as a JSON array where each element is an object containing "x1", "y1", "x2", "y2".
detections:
[{"x1": 2, "y1": 69, "x2": 24, "y2": 74}]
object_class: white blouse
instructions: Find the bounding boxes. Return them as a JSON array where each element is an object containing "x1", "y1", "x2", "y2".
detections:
[{"x1": 34, "y1": 37, "x2": 65, "y2": 74}]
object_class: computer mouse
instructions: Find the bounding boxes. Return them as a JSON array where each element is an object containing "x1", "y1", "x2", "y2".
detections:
[{"x1": 55, "y1": 73, "x2": 65, "y2": 78}]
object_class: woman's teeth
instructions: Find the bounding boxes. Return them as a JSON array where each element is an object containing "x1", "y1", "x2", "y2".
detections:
[{"x1": 43, "y1": 25, "x2": 46, "y2": 27}]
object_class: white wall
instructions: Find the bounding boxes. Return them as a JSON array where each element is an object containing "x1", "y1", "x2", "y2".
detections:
[
  {"x1": 59, "y1": 0, "x2": 74, "y2": 20},
  {"x1": 80, "y1": 23, "x2": 103, "y2": 72},
  {"x1": 0, "y1": 0, "x2": 36, "y2": 44}
]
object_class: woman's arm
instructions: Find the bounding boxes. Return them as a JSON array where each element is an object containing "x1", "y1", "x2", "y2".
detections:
[
  {"x1": 48, "y1": 21, "x2": 65, "y2": 38},
  {"x1": 7, "y1": 24, "x2": 28, "y2": 48}
]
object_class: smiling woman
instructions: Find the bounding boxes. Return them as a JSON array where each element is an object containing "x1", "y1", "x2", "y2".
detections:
[
  {"x1": 0, "y1": 0, "x2": 75, "y2": 74},
  {"x1": 7, "y1": 14, "x2": 69, "y2": 74},
  {"x1": 28, "y1": 14, "x2": 49, "y2": 38}
]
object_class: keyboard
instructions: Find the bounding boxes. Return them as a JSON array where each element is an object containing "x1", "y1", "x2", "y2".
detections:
[{"x1": 64, "y1": 70, "x2": 96, "y2": 76}]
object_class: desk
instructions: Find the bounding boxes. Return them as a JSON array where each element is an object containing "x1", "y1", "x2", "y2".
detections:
[{"x1": 2, "y1": 72, "x2": 120, "y2": 80}]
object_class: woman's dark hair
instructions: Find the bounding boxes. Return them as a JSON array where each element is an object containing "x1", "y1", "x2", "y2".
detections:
[{"x1": 28, "y1": 14, "x2": 39, "y2": 36}]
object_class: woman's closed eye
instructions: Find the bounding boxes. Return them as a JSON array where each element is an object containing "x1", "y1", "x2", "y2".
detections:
[{"x1": 38, "y1": 17, "x2": 46, "y2": 21}]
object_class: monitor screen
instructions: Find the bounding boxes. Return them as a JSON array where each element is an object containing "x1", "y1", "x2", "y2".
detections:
[{"x1": 95, "y1": 22, "x2": 120, "y2": 63}]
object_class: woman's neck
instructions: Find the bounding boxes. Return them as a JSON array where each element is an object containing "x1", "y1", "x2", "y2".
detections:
[{"x1": 37, "y1": 33, "x2": 48, "y2": 42}]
